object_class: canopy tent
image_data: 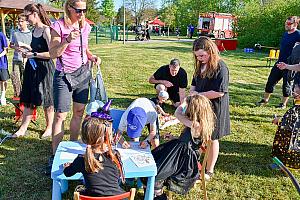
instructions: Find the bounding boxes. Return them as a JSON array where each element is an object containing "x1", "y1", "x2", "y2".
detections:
[
  {"x1": 148, "y1": 17, "x2": 165, "y2": 26},
  {"x1": 0, "y1": 0, "x2": 63, "y2": 36}
]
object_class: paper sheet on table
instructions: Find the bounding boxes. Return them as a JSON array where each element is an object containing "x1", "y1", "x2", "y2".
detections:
[
  {"x1": 117, "y1": 142, "x2": 150, "y2": 159},
  {"x1": 60, "y1": 152, "x2": 79, "y2": 160},
  {"x1": 130, "y1": 154, "x2": 156, "y2": 168}
]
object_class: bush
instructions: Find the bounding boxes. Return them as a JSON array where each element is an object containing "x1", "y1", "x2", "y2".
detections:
[{"x1": 237, "y1": 0, "x2": 300, "y2": 48}]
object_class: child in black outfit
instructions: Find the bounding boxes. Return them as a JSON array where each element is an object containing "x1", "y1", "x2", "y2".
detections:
[
  {"x1": 150, "y1": 90, "x2": 169, "y2": 116},
  {"x1": 63, "y1": 115, "x2": 125, "y2": 197},
  {"x1": 151, "y1": 94, "x2": 215, "y2": 199}
]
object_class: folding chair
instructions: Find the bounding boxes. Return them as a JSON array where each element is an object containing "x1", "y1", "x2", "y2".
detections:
[
  {"x1": 10, "y1": 96, "x2": 37, "y2": 126},
  {"x1": 74, "y1": 188, "x2": 136, "y2": 200}
]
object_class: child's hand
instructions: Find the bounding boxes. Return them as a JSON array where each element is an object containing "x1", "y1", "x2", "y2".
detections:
[
  {"x1": 139, "y1": 141, "x2": 148, "y2": 149},
  {"x1": 121, "y1": 141, "x2": 131, "y2": 149},
  {"x1": 63, "y1": 162, "x2": 71, "y2": 168}
]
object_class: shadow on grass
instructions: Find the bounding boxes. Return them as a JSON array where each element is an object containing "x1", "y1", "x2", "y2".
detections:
[
  {"x1": 0, "y1": 137, "x2": 52, "y2": 200},
  {"x1": 230, "y1": 82, "x2": 268, "y2": 107},
  {"x1": 218, "y1": 140, "x2": 275, "y2": 178}
]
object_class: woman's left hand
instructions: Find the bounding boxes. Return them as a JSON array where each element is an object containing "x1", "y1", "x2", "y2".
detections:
[{"x1": 90, "y1": 55, "x2": 101, "y2": 65}]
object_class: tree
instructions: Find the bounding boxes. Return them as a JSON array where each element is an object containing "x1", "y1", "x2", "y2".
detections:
[
  {"x1": 47, "y1": 0, "x2": 102, "y2": 24},
  {"x1": 86, "y1": 0, "x2": 102, "y2": 24},
  {"x1": 126, "y1": 0, "x2": 156, "y2": 25},
  {"x1": 115, "y1": 6, "x2": 134, "y2": 26},
  {"x1": 100, "y1": 0, "x2": 115, "y2": 25}
]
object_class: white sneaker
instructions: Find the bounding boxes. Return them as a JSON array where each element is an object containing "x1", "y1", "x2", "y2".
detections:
[
  {"x1": 0, "y1": 97, "x2": 6, "y2": 105},
  {"x1": 204, "y1": 172, "x2": 214, "y2": 181}
]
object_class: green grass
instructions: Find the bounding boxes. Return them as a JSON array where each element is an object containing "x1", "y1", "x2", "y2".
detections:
[{"x1": 0, "y1": 40, "x2": 299, "y2": 200}]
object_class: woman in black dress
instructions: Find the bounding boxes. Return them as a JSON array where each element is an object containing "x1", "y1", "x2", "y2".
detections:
[
  {"x1": 190, "y1": 36, "x2": 230, "y2": 180},
  {"x1": 13, "y1": 4, "x2": 55, "y2": 138},
  {"x1": 151, "y1": 94, "x2": 215, "y2": 199}
]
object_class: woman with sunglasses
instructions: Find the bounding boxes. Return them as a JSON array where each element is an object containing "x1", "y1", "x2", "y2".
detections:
[
  {"x1": 49, "y1": 0, "x2": 101, "y2": 160},
  {"x1": 13, "y1": 3, "x2": 55, "y2": 138}
]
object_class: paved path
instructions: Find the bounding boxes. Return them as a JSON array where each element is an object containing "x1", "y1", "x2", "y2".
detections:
[{"x1": 121, "y1": 38, "x2": 195, "y2": 43}]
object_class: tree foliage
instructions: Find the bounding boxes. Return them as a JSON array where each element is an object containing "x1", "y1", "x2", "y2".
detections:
[
  {"x1": 115, "y1": 6, "x2": 135, "y2": 26},
  {"x1": 100, "y1": 0, "x2": 115, "y2": 24},
  {"x1": 237, "y1": 0, "x2": 300, "y2": 48},
  {"x1": 126, "y1": 0, "x2": 155, "y2": 25}
]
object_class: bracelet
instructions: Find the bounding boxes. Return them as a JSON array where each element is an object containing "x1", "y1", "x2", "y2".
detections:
[{"x1": 66, "y1": 37, "x2": 71, "y2": 43}]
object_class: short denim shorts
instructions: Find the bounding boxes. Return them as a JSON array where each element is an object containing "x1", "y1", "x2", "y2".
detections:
[{"x1": 53, "y1": 68, "x2": 89, "y2": 113}]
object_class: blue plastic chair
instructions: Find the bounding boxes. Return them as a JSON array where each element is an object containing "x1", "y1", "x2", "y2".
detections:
[{"x1": 110, "y1": 109, "x2": 125, "y2": 132}]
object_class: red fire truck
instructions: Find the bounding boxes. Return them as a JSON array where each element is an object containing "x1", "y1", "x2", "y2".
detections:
[{"x1": 197, "y1": 12, "x2": 236, "y2": 39}]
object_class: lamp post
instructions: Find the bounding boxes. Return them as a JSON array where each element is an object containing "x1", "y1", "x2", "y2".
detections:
[{"x1": 123, "y1": 0, "x2": 126, "y2": 44}]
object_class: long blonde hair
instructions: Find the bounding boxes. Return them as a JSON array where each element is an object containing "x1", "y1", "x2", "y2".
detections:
[
  {"x1": 81, "y1": 117, "x2": 123, "y2": 178},
  {"x1": 193, "y1": 36, "x2": 221, "y2": 79},
  {"x1": 63, "y1": 0, "x2": 86, "y2": 27},
  {"x1": 185, "y1": 94, "x2": 215, "y2": 143}
]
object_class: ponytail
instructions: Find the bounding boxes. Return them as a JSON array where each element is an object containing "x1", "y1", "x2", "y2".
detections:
[
  {"x1": 36, "y1": 4, "x2": 51, "y2": 26},
  {"x1": 84, "y1": 145, "x2": 103, "y2": 173}
]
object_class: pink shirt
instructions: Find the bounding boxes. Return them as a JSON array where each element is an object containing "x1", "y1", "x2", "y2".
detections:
[{"x1": 51, "y1": 19, "x2": 91, "y2": 73}]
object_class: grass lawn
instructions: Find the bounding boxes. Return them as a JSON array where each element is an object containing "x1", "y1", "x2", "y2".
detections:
[{"x1": 0, "y1": 40, "x2": 299, "y2": 200}]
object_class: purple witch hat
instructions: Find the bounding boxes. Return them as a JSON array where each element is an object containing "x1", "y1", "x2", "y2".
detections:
[{"x1": 91, "y1": 99, "x2": 113, "y2": 121}]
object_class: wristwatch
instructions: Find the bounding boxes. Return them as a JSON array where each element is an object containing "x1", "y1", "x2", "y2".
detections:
[{"x1": 33, "y1": 52, "x2": 37, "y2": 57}]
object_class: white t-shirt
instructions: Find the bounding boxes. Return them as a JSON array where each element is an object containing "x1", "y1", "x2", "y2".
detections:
[{"x1": 118, "y1": 98, "x2": 157, "y2": 132}]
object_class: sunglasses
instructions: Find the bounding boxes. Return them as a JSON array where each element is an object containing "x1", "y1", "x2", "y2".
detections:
[
  {"x1": 69, "y1": 5, "x2": 87, "y2": 14},
  {"x1": 286, "y1": 22, "x2": 294, "y2": 26}
]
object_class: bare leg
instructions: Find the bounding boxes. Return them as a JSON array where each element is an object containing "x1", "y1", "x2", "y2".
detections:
[
  {"x1": 69, "y1": 102, "x2": 86, "y2": 141},
  {"x1": 41, "y1": 106, "x2": 54, "y2": 138},
  {"x1": 263, "y1": 92, "x2": 271, "y2": 102},
  {"x1": 52, "y1": 112, "x2": 67, "y2": 154},
  {"x1": 13, "y1": 107, "x2": 33, "y2": 137},
  {"x1": 206, "y1": 139, "x2": 219, "y2": 173}
]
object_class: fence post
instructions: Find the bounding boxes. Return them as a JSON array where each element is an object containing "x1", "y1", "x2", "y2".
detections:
[{"x1": 95, "y1": 26, "x2": 98, "y2": 44}]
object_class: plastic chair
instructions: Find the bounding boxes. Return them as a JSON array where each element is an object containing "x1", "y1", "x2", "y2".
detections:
[
  {"x1": 73, "y1": 188, "x2": 136, "y2": 200},
  {"x1": 110, "y1": 109, "x2": 125, "y2": 132},
  {"x1": 266, "y1": 49, "x2": 278, "y2": 67}
]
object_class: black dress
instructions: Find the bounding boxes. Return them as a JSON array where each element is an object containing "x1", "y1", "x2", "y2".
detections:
[
  {"x1": 20, "y1": 28, "x2": 54, "y2": 108},
  {"x1": 152, "y1": 128, "x2": 202, "y2": 194},
  {"x1": 191, "y1": 60, "x2": 230, "y2": 140}
]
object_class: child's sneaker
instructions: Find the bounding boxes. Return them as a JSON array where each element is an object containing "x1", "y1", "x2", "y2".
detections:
[
  {"x1": 255, "y1": 99, "x2": 268, "y2": 106},
  {"x1": 0, "y1": 97, "x2": 6, "y2": 106}
]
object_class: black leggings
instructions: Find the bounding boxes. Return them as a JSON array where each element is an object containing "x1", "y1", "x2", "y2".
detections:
[{"x1": 265, "y1": 65, "x2": 293, "y2": 97}]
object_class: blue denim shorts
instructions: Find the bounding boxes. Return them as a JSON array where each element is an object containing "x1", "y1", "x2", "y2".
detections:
[{"x1": 53, "y1": 69, "x2": 89, "y2": 113}]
